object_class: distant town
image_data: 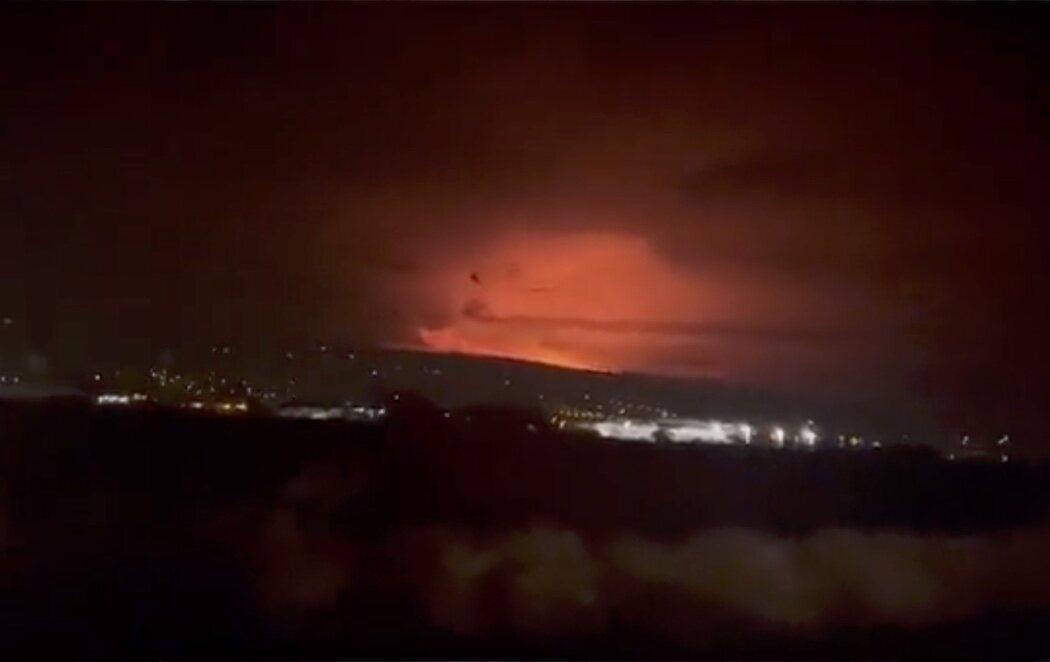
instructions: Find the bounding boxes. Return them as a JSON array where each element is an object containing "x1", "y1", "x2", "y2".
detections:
[{"x1": 0, "y1": 325, "x2": 1014, "y2": 464}]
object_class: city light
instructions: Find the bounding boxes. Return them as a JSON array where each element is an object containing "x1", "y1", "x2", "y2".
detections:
[
  {"x1": 665, "y1": 420, "x2": 732, "y2": 444},
  {"x1": 771, "y1": 426, "x2": 786, "y2": 448},
  {"x1": 740, "y1": 423, "x2": 753, "y2": 445},
  {"x1": 800, "y1": 423, "x2": 818, "y2": 448},
  {"x1": 587, "y1": 418, "x2": 763, "y2": 446},
  {"x1": 96, "y1": 394, "x2": 130, "y2": 405},
  {"x1": 57, "y1": 343, "x2": 995, "y2": 462},
  {"x1": 591, "y1": 419, "x2": 660, "y2": 441}
]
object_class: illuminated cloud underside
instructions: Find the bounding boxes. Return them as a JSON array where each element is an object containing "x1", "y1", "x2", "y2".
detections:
[{"x1": 404, "y1": 231, "x2": 735, "y2": 376}]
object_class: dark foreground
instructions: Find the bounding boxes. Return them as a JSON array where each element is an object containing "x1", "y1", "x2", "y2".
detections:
[{"x1": 2, "y1": 397, "x2": 1050, "y2": 659}]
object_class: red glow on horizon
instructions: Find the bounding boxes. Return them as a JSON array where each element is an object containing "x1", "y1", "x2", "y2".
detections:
[
  {"x1": 412, "y1": 327, "x2": 615, "y2": 373},
  {"x1": 399, "y1": 230, "x2": 735, "y2": 376}
]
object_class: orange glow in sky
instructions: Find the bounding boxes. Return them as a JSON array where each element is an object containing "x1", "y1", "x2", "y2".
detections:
[{"x1": 402, "y1": 231, "x2": 737, "y2": 376}]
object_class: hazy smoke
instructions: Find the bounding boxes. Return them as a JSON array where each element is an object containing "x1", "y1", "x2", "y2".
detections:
[{"x1": 220, "y1": 467, "x2": 1050, "y2": 648}]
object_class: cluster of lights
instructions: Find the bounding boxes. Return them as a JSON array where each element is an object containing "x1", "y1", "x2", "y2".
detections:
[
  {"x1": 277, "y1": 403, "x2": 387, "y2": 421},
  {"x1": 554, "y1": 408, "x2": 837, "y2": 451},
  {"x1": 584, "y1": 417, "x2": 814, "y2": 448},
  {"x1": 180, "y1": 399, "x2": 248, "y2": 414},
  {"x1": 96, "y1": 393, "x2": 131, "y2": 405},
  {"x1": 551, "y1": 398, "x2": 676, "y2": 424},
  {"x1": 592, "y1": 419, "x2": 660, "y2": 441},
  {"x1": 605, "y1": 398, "x2": 672, "y2": 419},
  {"x1": 83, "y1": 344, "x2": 547, "y2": 417},
  {"x1": 67, "y1": 346, "x2": 1021, "y2": 465},
  {"x1": 949, "y1": 433, "x2": 1012, "y2": 464},
  {"x1": 663, "y1": 419, "x2": 737, "y2": 444}
]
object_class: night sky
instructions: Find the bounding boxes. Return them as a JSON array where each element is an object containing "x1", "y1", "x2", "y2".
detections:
[{"x1": 2, "y1": 4, "x2": 1049, "y2": 439}]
